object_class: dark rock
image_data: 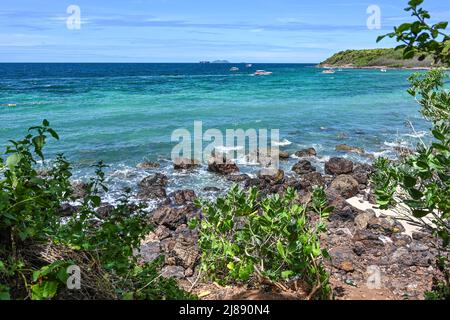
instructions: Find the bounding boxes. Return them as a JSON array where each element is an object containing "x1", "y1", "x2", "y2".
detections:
[
  {"x1": 208, "y1": 157, "x2": 239, "y2": 175},
  {"x1": 299, "y1": 172, "x2": 325, "y2": 190},
  {"x1": 329, "y1": 175, "x2": 359, "y2": 199},
  {"x1": 155, "y1": 225, "x2": 172, "y2": 240},
  {"x1": 330, "y1": 206, "x2": 355, "y2": 222},
  {"x1": 354, "y1": 211, "x2": 375, "y2": 230},
  {"x1": 295, "y1": 148, "x2": 317, "y2": 157},
  {"x1": 140, "y1": 240, "x2": 161, "y2": 262},
  {"x1": 173, "y1": 158, "x2": 200, "y2": 170},
  {"x1": 257, "y1": 169, "x2": 285, "y2": 185},
  {"x1": 138, "y1": 173, "x2": 168, "y2": 200},
  {"x1": 352, "y1": 164, "x2": 373, "y2": 185},
  {"x1": 137, "y1": 161, "x2": 160, "y2": 169},
  {"x1": 71, "y1": 182, "x2": 89, "y2": 199},
  {"x1": 279, "y1": 151, "x2": 290, "y2": 159},
  {"x1": 152, "y1": 205, "x2": 199, "y2": 230},
  {"x1": 169, "y1": 189, "x2": 197, "y2": 206},
  {"x1": 329, "y1": 247, "x2": 355, "y2": 272},
  {"x1": 335, "y1": 144, "x2": 365, "y2": 155},
  {"x1": 203, "y1": 186, "x2": 221, "y2": 192},
  {"x1": 96, "y1": 204, "x2": 115, "y2": 218},
  {"x1": 325, "y1": 157, "x2": 354, "y2": 175},
  {"x1": 392, "y1": 234, "x2": 412, "y2": 247},
  {"x1": 172, "y1": 239, "x2": 198, "y2": 270},
  {"x1": 57, "y1": 203, "x2": 79, "y2": 217},
  {"x1": 292, "y1": 160, "x2": 316, "y2": 175},
  {"x1": 326, "y1": 189, "x2": 347, "y2": 212},
  {"x1": 353, "y1": 242, "x2": 366, "y2": 256},
  {"x1": 227, "y1": 174, "x2": 250, "y2": 183},
  {"x1": 367, "y1": 216, "x2": 395, "y2": 236}
]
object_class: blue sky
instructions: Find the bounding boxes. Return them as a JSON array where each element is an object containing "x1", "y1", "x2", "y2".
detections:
[{"x1": 1, "y1": 0, "x2": 449, "y2": 62}]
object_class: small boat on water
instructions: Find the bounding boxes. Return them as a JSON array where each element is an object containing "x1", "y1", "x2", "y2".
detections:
[
  {"x1": 230, "y1": 67, "x2": 240, "y2": 72},
  {"x1": 322, "y1": 69, "x2": 335, "y2": 74},
  {"x1": 380, "y1": 68, "x2": 387, "y2": 73},
  {"x1": 246, "y1": 64, "x2": 253, "y2": 68},
  {"x1": 253, "y1": 70, "x2": 273, "y2": 76}
]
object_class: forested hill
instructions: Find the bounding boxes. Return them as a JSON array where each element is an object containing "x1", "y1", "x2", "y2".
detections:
[{"x1": 318, "y1": 48, "x2": 437, "y2": 68}]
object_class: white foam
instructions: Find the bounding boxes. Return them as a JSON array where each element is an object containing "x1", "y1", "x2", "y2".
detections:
[{"x1": 273, "y1": 139, "x2": 292, "y2": 147}]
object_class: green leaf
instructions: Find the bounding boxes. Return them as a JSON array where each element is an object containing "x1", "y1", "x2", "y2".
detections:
[
  {"x1": 276, "y1": 240, "x2": 286, "y2": 259},
  {"x1": 43, "y1": 119, "x2": 49, "y2": 126},
  {"x1": 6, "y1": 153, "x2": 21, "y2": 168},
  {"x1": 281, "y1": 270, "x2": 294, "y2": 279}
]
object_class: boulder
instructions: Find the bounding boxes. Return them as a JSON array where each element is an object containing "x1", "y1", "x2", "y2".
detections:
[
  {"x1": 138, "y1": 173, "x2": 168, "y2": 200},
  {"x1": 96, "y1": 204, "x2": 115, "y2": 218},
  {"x1": 71, "y1": 182, "x2": 89, "y2": 199},
  {"x1": 292, "y1": 160, "x2": 316, "y2": 175},
  {"x1": 257, "y1": 169, "x2": 285, "y2": 185},
  {"x1": 299, "y1": 172, "x2": 325, "y2": 191},
  {"x1": 295, "y1": 148, "x2": 317, "y2": 158},
  {"x1": 137, "y1": 161, "x2": 160, "y2": 169},
  {"x1": 203, "y1": 186, "x2": 221, "y2": 192},
  {"x1": 151, "y1": 205, "x2": 199, "y2": 230},
  {"x1": 329, "y1": 175, "x2": 359, "y2": 199},
  {"x1": 354, "y1": 211, "x2": 375, "y2": 230},
  {"x1": 169, "y1": 189, "x2": 197, "y2": 206},
  {"x1": 57, "y1": 203, "x2": 79, "y2": 217},
  {"x1": 279, "y1": 151, "x2": 290, "y2": 159},
  {"x1": 139, "y1": 240, "x2": 162, "y2": 262},
  {"x1": 335, "y1": 144, "x2": 365, "y2": 155},
  {"x1": 352, "y1": 163, "x2": 373, "y2": 185},
  {"x1": 329, "y1": 247, "x2": 355, "y2": 272},
  {"x1": 325, "y1": 157, "x2": 354, "y2": 175},
  {"x1": 173, "y1": 158, "x2": 200, "y2": 170},
  {"x1": 208, "y1": 157, "x2": 239, "y2": 175}
]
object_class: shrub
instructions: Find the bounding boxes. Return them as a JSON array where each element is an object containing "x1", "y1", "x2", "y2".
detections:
[
  {"x1": 0, "y1": 120, "x2": 194, "y2": 300},
  {"x1": 374, "y1": 0, "x2": 449, "y2": 299},
  {"x1": 191, "y1": 185, "x2": 332, "y2": 300}
]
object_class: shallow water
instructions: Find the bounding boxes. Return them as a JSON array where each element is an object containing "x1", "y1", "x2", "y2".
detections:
[{"x1": 0, "y1": 63, "x2": 429, "y2": 200}]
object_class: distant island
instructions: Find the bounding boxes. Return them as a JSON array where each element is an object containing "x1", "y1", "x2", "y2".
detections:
[
  {"x1": 199, "y1": 60, "x2": 231, "y2": 64},
  {"x1": 318, "y1": 48, "x2": 440, "y2": 69}
]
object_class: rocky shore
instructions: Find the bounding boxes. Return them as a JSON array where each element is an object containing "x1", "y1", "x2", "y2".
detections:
[{"x1": 68, "y1": 146, "x2": 441, "y2": 300}]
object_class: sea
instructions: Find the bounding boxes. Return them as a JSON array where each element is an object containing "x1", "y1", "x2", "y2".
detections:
[{"x1": 0, "y1": 63, "x2": 430, "y2": 203}]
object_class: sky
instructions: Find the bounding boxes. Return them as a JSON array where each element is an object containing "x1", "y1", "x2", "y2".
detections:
[{"x1": 1, "y1": 0, "x2": 449, "y2": 63}]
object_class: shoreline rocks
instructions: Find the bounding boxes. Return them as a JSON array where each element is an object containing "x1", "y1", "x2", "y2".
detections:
[
  {"x1": 138, "y1": 173, "x2": 168, "y2": 200},
  {"x1": 325, "y1": 157, "x2": 354, "y2": 175}
]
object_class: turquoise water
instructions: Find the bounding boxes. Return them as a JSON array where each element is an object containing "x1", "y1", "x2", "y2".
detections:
[{"x1": 0, "y1": 63, "x2": 428, "y2": 199}]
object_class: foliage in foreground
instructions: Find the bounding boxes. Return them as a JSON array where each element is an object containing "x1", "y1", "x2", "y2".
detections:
[
  {"x1": 191, "y1": 185, "x2": 332, "y2": 300},
  {"x1": 0, "y1": 120, "x2": 194, "y2": 300},
  {"x1": 373, "y1": 0, "x2": 449, "y2": 300}
]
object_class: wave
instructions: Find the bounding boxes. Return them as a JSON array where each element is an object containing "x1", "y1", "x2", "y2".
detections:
[{"x1": 273, "y1": 139, "x2": 292, "y2": 147}]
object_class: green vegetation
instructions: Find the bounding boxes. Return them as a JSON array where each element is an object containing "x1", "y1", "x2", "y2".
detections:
[
  {"x1": 0, "y1": 120, "x2": 195, "y2": 300},
  {"x1": 371, "y1": 0, "x2": 449, "y2": 300},
  {"x1": 191, "y1": 185, "x2": 332, "y2": 300},
  {"x1": 319, "y1": 48, "x2": 437, "y2": 68}
]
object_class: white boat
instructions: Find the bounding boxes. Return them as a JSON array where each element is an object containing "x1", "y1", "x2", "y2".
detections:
[
  {"x1": 322, "y1": 69, "x2": 335, "y2": 74},
  {"x1": 253, "y1": 70, "x2": 273, "y2": 76},
  {"x1": 246, "y1": 64, "x2": 252, "y2": 68},
  {"x1": 381, "y1": 68, "x2": 387, "y2": 73},
  {"x1": 230, "y1": 67, "x2": 239, "y2": 72}
]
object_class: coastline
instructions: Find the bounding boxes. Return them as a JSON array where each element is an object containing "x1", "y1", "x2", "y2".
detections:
[
  {"x1": 97, "y1": 145, "x2": 438, "y2": 300},
  {"x1": 316, "y1": 64, "x2": 443, "y2": 71}
]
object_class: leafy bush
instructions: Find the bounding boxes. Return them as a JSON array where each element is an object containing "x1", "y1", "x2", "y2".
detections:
[
  {"x1": 0, "y1": 120, "x2": 194, "y2": 300},
  {"x1": 192, "y1": 185, "x2": 332, "y2": 300},
  {"x1": 374, "y1": 0, "x2": 449, "y2": 300}
]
